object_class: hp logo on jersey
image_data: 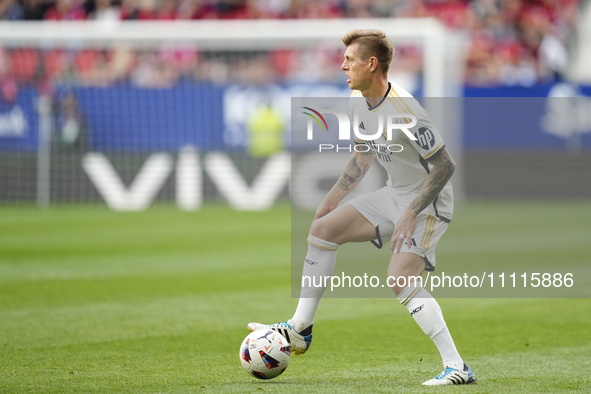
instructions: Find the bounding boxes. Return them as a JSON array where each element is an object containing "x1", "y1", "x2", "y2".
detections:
[{"x1": 414, "y1": 127, "x2": 435, "y2": 150}]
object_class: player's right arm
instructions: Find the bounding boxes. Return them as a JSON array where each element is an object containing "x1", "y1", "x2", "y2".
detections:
[{"x1": 314, "y1": 149, "x2": 375, "y2": 220}]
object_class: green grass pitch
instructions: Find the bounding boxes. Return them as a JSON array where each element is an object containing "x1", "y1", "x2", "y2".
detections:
[{"x1": 1, "y1": 201, "x2": 590, "y2": 393}]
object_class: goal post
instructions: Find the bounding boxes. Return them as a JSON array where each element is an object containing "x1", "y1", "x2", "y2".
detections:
[
  {"x1": 0, "y1": 19, "x2": 465, "y2": 209},
  {"x1": 0, "y1": 19, "x2": 457, "y2": 96}
]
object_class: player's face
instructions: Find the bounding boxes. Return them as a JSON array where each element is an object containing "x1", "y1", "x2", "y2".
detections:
[{"x1": 341, "y1": 43, "x2": 372, "y2": 91}]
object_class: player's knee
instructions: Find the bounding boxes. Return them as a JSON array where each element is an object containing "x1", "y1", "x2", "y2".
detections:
[
  {"x1": 309, "y1": 218, "x2": 340, "y2": 244},
  {"x1": 388, "y1": 277, "x2": 410, "y2": 296},
  {"x1": 387, "y1": 254, "x2": 426, "y2": 295},
  {"x1": 389, "y1": 282, "x2": 405, "y2": 296},
  {"x1": 387, "y1": 270, "x2": 417, "y2": 296}
]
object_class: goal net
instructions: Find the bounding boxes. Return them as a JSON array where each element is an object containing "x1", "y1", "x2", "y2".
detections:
[{"x1": 0, "y1": 19, "x2": 464, "y2": 210}]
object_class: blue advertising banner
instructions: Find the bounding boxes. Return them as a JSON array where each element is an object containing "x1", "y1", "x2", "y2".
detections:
[
  {"x1": 1, "y1": 83, "x2": 590, "y2": 152},
  {"x1": 73, "y1": 82, "x2": 225, "y2": 151},
  {"x1": 463, "y1": 97, "x2": 591, "y2": 150},
  {"x1": 0, "y1": 87, "x2": 39, "y2": 152}
]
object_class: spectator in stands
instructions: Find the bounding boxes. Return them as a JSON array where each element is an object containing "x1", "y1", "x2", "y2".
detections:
[
  {"x1": 0, "y1": 0, "x2": 25, "y2": 20},
  {"x1": 523, "y1": 4, "x2": 568, "y2": 81},
  {"x1": 465, "y1": 32, "x2": 500, "y2": 85},
  {"x1": 136, "y1": 0, "x2": 156, "y2": 19},
  {"x1": 341, "y1": 0, "x2": 374, "y2": 18},
  {"x1": 213, "y1": 0, "x2": 253, "y2": 19},
  {"x1": 120, "y1": 0, "x2": 139, "y2": 19},
  {"x1": 75, "y1": 49, "x2": 107, "y2": 85},
  {"x1": 295, "y1": 0, "x2": 344, "y2": 18},
  {"x1": 0, "y1": 0, "x2": 583, "y2": 88},
  {"x1": 21, "y1": 0, "x2": 52, "y2": 20},
  {"x1": 107, "y1": 45, "x2": 136, "y2": 82},
  {"x1": 193, "y1": 57, "x2": 229, "y2": 83},
  {"x1": 176, "y1": 0, "x2": 215, "y2": 18},
  {"x1": 44, "y1": 0, "x2": 86, "y2": 19},
  {"x1": 257, "y1": 0, "x2": 291, "y2": 17},
  {"x1": 0, "y1": 47, "x2": 19, "y2": 104},
  {"x1": 231, "y1": 0, "x2": 274, "y2": 19},
  {"x1": 497, "y1": 41, "x2": 537, "y2": 86},
  {"x1": 423, "y1": 0, "x2": 472, "y2": 29},
  {"x1": 367, "y1": 0, "x2": 399, "y2": 18},
  {"x1": 9, "y1": 48, "x2": 40, "y2": 83},
  {"x1": 131, "y1": 51, "x2": 181, "y2": 87},
  {"x1": 89, "y1": 0, "x2": 121, "y2": 21},
  {"x1": 388, "y1": 46, "x2": 423, "y2": 94},
  {"x1": 156, "y1": 0, "x2": 177, "y2": 19}
]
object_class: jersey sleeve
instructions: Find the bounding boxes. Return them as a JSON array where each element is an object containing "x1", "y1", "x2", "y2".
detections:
[
  {"x1": 389, "y1": 83, "x2": 446, "y2": 159},
  {"x1": 407, "y1": 108, "x2": 446, "y2": 159}
]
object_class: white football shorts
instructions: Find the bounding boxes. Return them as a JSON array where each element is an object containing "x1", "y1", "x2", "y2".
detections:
[{"x1": 347, "y1": 187, "x2": 452, "y2": 271}]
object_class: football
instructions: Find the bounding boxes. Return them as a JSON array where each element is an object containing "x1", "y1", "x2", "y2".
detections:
[{"x1": 239, "y1": 329, "x2": 291, "y2": 380}]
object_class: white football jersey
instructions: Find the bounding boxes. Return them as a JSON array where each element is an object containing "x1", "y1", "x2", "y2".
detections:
[{"x1": 349, "y1": 82, "x2": 453, "y2": 222}]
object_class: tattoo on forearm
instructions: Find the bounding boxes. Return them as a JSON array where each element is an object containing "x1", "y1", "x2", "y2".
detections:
[
  {"x1": 338, "y1": 157, "x2": 370, "y2": 191},
  {"x1": 359, "y1": 146, "x2": 374, "y2": 155},
  {"x1": 409, "y1": 149, "x2": 456, "y2": 214}
]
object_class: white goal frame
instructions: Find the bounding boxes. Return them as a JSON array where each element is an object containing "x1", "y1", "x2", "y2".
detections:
[{"x1": 0, "y1": 19, "x2": 461, "y2": 97}]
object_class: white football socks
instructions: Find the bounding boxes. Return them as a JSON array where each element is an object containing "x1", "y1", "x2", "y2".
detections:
[
  {"x1": 291, "y1": 234, "x2": 338, "y2": 333},
  {"x1": 398, "y1": 281, "x2": 463, "y2": 369}
]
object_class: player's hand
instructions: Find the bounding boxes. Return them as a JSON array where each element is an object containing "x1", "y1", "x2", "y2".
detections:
[
  {"x1": 391, "y1": 208, "x2": 418, "y2": 253},
  {"x1": 314, "y1": 203, "x2": 337, "y2": 221}
]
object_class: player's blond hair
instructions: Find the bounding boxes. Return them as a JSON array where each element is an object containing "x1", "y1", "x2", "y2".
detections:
[{"x1": 341, "y1": 29, "x2": 394, "y2": 75}]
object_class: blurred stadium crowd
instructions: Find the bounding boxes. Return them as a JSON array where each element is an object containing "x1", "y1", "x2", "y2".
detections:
[{"x1": 0, "y1": 0, "x2": 583, "y2": 97}]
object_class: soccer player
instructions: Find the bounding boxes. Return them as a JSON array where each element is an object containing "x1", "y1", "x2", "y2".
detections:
[{"x1": 248, "y1": 29, "x2": 476, "y2": 386}]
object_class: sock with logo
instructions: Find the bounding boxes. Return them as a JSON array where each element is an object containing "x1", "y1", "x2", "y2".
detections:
[
  {"x1": 398, "y1": 281, "x2": 463, "y2": 368},
  {"x1": 291, "y1": 234, "x2": 339, "y2": 333}
]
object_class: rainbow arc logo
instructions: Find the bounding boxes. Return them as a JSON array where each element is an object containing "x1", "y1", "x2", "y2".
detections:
[{"x1": 302, "y1": 107, "x2": 328, "y2": 131}]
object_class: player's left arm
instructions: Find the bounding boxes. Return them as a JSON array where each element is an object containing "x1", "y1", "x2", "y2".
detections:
[{"x1": 390, "y1": 147, "x2": 457, "y2": 253}]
